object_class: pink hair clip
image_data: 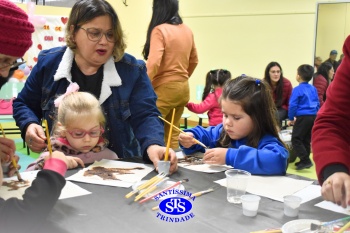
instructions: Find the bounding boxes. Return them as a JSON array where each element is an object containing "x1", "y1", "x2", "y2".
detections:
[{"x1": 54, "y1": 82, "x2": 80, "y2": 107}]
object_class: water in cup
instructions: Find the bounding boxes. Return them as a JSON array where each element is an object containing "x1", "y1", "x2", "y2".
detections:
[
  {"x1": 241, "y1": 194, "x2": 261, "y2": 217},
  {"x1": 225, "y1": 169, "x2": 251, "y2": 204},
  {"x1": 283, "y1": 195, "x2": 302, "y2": 217}
]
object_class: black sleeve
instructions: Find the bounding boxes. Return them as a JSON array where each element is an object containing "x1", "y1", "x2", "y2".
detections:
[
  {"x1": 321, "y1": 164, "x2": 350, "y2": 184},
  {"x1": 0, "y1": 169, "x2": 66, "y2": 233}
]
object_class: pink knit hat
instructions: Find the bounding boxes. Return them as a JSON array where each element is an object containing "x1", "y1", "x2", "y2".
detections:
[{"x1": 0, "y1": 0, "x2": 35, "y2": 57}]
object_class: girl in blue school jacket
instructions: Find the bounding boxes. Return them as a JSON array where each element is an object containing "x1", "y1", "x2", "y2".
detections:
[{"x1": 179, "y1": 76, "x2": 289, "y2": 175}]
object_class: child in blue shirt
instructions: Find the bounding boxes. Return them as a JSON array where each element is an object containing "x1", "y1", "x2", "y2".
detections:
[
  {"x1": 179, "y1": 76, "x2": 288, "y2": 175},
  {"x1": 287, "y1": 64, "x2": 320, "y2": 170}
]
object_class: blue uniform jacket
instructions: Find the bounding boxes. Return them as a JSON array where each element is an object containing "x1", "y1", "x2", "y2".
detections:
[
  {"x1": 288, "y1": 82, "x2": 320, "y2": 120},
  {"x1": 181, "y1": 124, "x2": 289, "y2": 175},
  {"x1": 13, "y1": 46, "x2": 164, "y2": 159}
]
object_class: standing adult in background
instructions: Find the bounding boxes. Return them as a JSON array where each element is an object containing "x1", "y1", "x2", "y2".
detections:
[
  {"x1": 263, "y1": 62, "x2": 292, "y2": 128},
  {"x1": 312, "y1": 35, "x2": 350, "y2": 207},
  {"x1": 324, "y1": 50, "x2": 339, "y2": 73},
  {"x1": 313, "y1": 62, "x2": 334, "y2": 107},
  {"x1": 13, "y1": 0, "x2": 177, "y2": 173},
  {"x1": 0, "y1": 0, "x2": 34, "y2": 176},
  {"x1": 142, "y1": 0, "x2": 198, "y2": 149},
  {"x1": 314, "y1": 56, "x2": 322, "y2": 72}
]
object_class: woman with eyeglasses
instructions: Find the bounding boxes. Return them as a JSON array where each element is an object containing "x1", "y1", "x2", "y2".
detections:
[
  {"x1": 0, "y1": 1, "x2": 75, "y2": 232},
  {"x1": 263, "y1": 62, "x2": 293, "y2": 129},
  {"x1": 0, "y1": 0, "x2": 34, "y2": 177},
  {"x1": 143, "y1": 0, "x2": 198, "y2": 149},
  {"x1": 13, "y1": 0, "x2": 178, "y2": 174},
  {"x1": 186, "y1": 69, "x2": 231, "y2": 126},
  {"x1": 26, "y1": 91, "x2": 119, "y2": 171}
]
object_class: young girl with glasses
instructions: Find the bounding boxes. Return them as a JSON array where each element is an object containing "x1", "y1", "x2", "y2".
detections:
[
  {"x1": 26, "y1": 88, "x2": 118, "y2": 171},
  {"x1": 179, "y1": 76, "x2": 288, "y2": 175},
  {"x1": 186, "y1": 69, "x2": 231, "y2": 126}
]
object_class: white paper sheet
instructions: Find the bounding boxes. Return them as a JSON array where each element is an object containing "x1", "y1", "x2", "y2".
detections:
[
  {"x1": 315, "y1": 201, "x2": 350, "y2": 215},
  {"x1": 176, "y1": 151, "x2": 232, "y2": 173},
  {"x1": 66, "y1": 159, "x2": 154, "y2": 188},
  {"x1": 1, "y1": 170, "x2": 91, "y2": 200},
  {"x1": 178, "y1": 163, "x2": 232, "y2": 173},
  {"x1": 293, "y1": 184, "x2": 321, "y2": 204},
  {"x1": 214, "y1": 175, "x2": 313, "y2": 202}
]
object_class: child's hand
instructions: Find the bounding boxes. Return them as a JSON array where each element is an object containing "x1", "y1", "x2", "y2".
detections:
[
  {"x1": 203, "y1": 148, "x2": 227, "y2": 165},
  {"x1": 45, "y1": 152, "x2": 85, "y2": 169},
  {"x1": 178, "y1": 132, "x2": 196, "y2": 148},
  {"x1": 287, "y1": 120, "x2": 294, "y2": 126},
  {"x1": 65, "y1": 156, "x2": 85, "y2": 169}
]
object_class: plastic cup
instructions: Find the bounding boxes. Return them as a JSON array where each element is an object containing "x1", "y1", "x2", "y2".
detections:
[
  {"x1": 241, "y1": 194, "x2": 261, "y2": 217},
  {"x1": 1, "y1": 161, "x2": 11, "y2": 173},
  {"x1": 157, "y1": 161, "x2": 170, "y2": 175},
  {"x1": 283, "y1": 195, "x2": 302, "y2": 217},
  {"x1": 225, "y1": 169, "x2": 251, "y2": 204}
]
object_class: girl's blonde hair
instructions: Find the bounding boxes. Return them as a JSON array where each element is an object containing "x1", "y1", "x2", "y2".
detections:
[{"x1": 53, "y1": 92, "x2": 105, "y2": 136}]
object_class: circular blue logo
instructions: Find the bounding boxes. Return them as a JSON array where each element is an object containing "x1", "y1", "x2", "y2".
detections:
[{"x1": 159, "y1": 197, "x2": 192, "y2": 215}]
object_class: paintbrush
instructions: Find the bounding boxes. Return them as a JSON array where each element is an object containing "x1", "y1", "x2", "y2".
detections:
[
  {"x1": 250, "y1": 229, "x2": 282, "y2": 233},
  {"x1": 43, "y1": 119, "x2": 52, "y2": 158},
  {"x1": 125, "y1": 172, "x2": 166, "y2": 198},
  {"x1": 0, "y1": 123, "x2": 23, "y2": 182},
  {"x1": 186, "y1": 187, "x2": 215, "y2": 200},
  {"x1": 158, "y1": 116, "x2": 208, "y2": 149},
  {"x1": 164, "y1": 109, "x2": 175, "y2": 161},
  {"x1": 139, "y1": 178, "x2": 189, "y2": 204},
  {"x1": 134, "y1": 177, "x2": 169, "y2": 202},
  {"x1": 335, "y1": 220, "x2": 350, "y2": 233}
]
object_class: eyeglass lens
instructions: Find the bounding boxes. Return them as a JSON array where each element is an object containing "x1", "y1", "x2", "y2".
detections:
[{"x1": 80, "y1": 27, "x2": 115, "y2": 43}]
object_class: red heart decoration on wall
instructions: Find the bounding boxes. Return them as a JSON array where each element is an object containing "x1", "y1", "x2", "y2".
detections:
[
  {"x1": 33, "y1": 57, "x2": 38, "y2": 62},
  {"x1": 61, "y1": 17, "x2": 68, "y2": 25},
  {"x1": 37, "y1": 44, "x2": 42, "y2": 50}
]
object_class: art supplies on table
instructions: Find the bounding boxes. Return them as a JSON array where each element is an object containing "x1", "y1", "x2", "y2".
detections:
[{"x1": 66, "y1": 159, "x2": 154, "y2": 188}]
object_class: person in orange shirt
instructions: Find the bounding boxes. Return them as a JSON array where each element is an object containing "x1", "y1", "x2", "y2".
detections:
[{"x1": 143, "y1": 0, "x2": 199, "y2": 149}]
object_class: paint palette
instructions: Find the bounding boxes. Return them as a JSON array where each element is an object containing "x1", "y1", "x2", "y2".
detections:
[{"x1": 281, "y1": 219, "x2": 321, "y2": 233}]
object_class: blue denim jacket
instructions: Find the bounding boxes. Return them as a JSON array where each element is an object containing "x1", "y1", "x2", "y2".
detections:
[{"x1": 13, "y1": 46, "x2": 164, "y2": 159}]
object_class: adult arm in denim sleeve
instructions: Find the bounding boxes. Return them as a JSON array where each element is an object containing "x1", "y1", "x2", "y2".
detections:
[
  {"x1": 180, "y1": 124, "x2": 223, "y2": 155},
  {"x1": 128, "y1": 60, "x2": 165, "y2": 159},
  {"x1": 225, "y1": 135, "x2": 288, "y2": 175},
  {"x1": 13, "y1": 52, "x2": 45, "y2": 138}
]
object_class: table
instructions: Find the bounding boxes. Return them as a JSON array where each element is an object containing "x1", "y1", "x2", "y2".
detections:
[{"x1": 39, "y1": 158, "x2": 345, "y2": 233}]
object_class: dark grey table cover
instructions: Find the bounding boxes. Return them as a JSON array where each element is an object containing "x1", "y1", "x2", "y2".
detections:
[{"x1": 39, "y1": 158, "x2": 346, "y2": 233}]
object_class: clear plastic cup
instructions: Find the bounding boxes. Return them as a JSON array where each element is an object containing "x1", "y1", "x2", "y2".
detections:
[
  {"x1": 225, "y1": 169, "x2": 251, "y2": 204},
  {"x1": 241, "y1": 194, "x2": 261, "y2": 217},
  {"x1": 283, "y1": 195, "x2": 302, "y2": 217}
]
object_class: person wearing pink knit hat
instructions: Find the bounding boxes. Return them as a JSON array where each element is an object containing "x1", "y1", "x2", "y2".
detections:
[
  {"x1": 312, "y1": 34, "x2": 350, "y2": 208},
  {"x1": 0, "y1": 2, "x2": 71, "y2": 232},
  {"x1": 0, "y1": 0, "x2": 34, "y2": 78}
]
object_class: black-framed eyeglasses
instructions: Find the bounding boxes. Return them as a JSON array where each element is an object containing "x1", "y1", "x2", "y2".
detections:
[
  {"x1": 79, "y1": 27, "x2": 116, "y2": 43},
  {"x1": 67, "y1": 127, "x2": 105, "y2": 139},
  {"x1": 0, "y1": 61, "x2": 17, "y2": 70}
]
